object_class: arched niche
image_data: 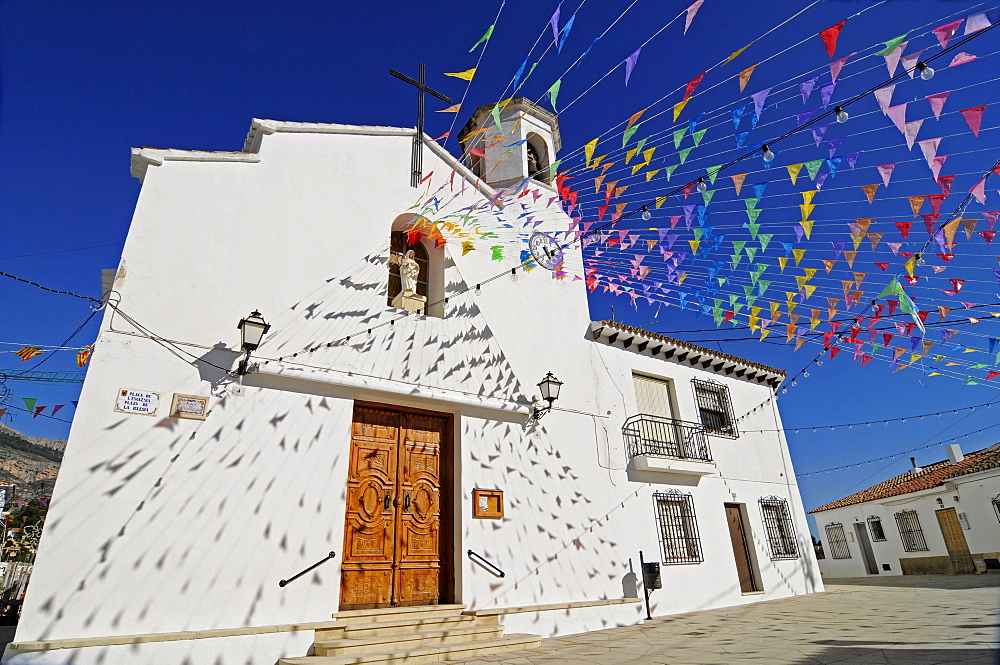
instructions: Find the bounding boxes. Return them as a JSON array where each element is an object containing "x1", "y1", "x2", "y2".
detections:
[
  {"x1": 388, "y1": 214, "x2": 445, "y2": 318},
  {"x1": 526, "y1": 132, "x2": 551, "y2": 183}
]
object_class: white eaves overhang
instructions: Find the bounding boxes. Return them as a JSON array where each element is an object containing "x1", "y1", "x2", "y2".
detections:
[{"x1": 590, "y1": 320, "x2": 785, "y2": 388}]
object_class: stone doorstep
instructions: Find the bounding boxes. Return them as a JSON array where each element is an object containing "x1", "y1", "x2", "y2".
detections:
[
  {"x1": 278, "y1": 633, "x2": 542, "y2": 665},
  {"x1": 9, "y1": 620, "x2": 343, "y2": 652},
  {"x1": 334, "y1": 605, "x2": 467, "y2": 622},
  {"x1": 317, "y1": 616, "x2": 492, "y2": 640},
  {"x1": 314, "y1": 625, "x2": 504, "y2": 656}
]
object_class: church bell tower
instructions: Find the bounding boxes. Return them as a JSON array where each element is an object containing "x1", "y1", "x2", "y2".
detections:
[{"x1": 457, "y1": 97, "x2": 561, "y2": 190}]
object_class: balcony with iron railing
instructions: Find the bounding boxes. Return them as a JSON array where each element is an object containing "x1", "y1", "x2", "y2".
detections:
[{"x1": 622, "y1": 414, "x2": 715, "y2": 478}]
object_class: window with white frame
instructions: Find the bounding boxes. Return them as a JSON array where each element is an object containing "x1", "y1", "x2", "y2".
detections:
[
  {"x1": 691, "y1": 378, "x2": 737, "y2": 438},
  {"x1": 866, "y1": 515, "x2": 887, "y2": 542},
  {"x1": 993, "y1": 495, "x2": 1000, "y2": 524},
  {"x1": 894, "y1": 510, "x2": 929, "y2": 552},
  {"x1": 759, "y1": 497, "x2": 798, "y2": 559},
  {"x1": 653, "y1": 491, "x2": 703, "y2": 564},
  {"x1": 824, "y1": 522, "x2": 851, "y2": 559}
]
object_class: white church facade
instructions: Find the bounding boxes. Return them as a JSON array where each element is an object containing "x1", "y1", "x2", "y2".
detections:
[{"x1": 5, "y1": 100, "x2": 822, "y2": 664}]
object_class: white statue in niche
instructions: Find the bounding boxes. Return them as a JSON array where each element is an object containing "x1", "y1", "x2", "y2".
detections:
[
  {"x1": 389, "y1": 248, "x2": 426, "y2": 314},
  {"x1": 400, "y1": 249, "x2": 420, "y2": 294}
]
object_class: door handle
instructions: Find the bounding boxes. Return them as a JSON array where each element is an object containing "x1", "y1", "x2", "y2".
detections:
[
  {"x1": 404, "y1": 491, "x2": 411, "y2": 512},
  {"x1": 384, "y1": 491, "x2": 392, "y2": 511}
]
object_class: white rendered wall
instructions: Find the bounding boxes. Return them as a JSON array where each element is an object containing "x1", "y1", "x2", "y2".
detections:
[
  {"x1": 951, "y1": 469, "x2": 1000, "y2": 554},
  {"x1": 11, "y1": 125, "x2": 821, "y2": 664}
]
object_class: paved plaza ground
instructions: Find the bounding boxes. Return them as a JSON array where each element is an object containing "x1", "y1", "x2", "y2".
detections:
[{"x1": 455, "y1": 575, "x2": 1000, "y2": 665}]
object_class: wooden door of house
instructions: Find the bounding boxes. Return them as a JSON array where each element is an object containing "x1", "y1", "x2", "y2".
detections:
[
  {"x1": 340, "y1": 405, "x2": 451, "y2": 609},
  {"x1": 724, "y1": 504, "x2": 760, "y2": 593},
  {"x1": 935, "y1": 508, "x2": 975, "y2": 574}
]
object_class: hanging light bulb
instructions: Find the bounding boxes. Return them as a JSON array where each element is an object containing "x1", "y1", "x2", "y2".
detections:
[
  {"x1": 511, "y1": 267, "x2": 518, "y2": 282},
  {"x1": 803, "y1": 370, "x2": 810, "y2": 378},
  {"x1": 834, "y1": 106, "x2": 849, "y2": 123},
  {"x1": 762, "y1": 144, "x2": 775, "y2": 162},
  {"x1": 782, "y1": 386, "x2": 788, "y2": 394},
  {"x1": 791, "y1": 378, "x2": 797, "y2": 386},
  {"x1": 641, "y1": 206, "x2": 651, "y2": 221},
  {"x1": 696, "y1": 177, "x2": 708, "y2": 193},
  {"x1": 916, "y1": 253, "x2": 926, "y2": 267},
  {"x1": 816, "y1": 360, "x2": 824, "y2": 367},
  {"x1": 475, "y1": 284, "x2": 482, "y2": 296},
  {"x1": 917, "y1": 62, "x2": 934, "y2": 80}
]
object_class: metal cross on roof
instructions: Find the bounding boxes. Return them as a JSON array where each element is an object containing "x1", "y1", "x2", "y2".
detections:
[{"x1": 390, "y1": 64, "x2": 452, "y2": 188}]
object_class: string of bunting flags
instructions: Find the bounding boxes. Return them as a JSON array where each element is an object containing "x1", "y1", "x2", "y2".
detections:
[
  {"x1": 742, "y1": 396, "x2": 998, "y2": 433},
  {"x1": 0, "y1": 399, "x2": 78, "y2": 422},
  {"x1": 548, "y1": 10, "x2": 1000, "y2": 385},
  {"x1": 5, "y1": 345, "x2": 93, "y2": 367},
  {"x1": 258, "y1": 3, "x2": 1000, "y2": 391}
]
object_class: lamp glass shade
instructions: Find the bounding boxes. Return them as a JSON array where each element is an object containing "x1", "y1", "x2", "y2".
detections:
[
  {"x1": 238, "y1": 310, "x2": 270, "y2": 351},
  {"x1": 537, "y1": 372, "x2": 562, "y2": 403}
]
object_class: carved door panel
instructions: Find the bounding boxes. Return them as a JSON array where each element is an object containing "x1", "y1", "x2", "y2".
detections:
[
  {"x1": 394, "y1": 413, "x2": 445, "y2": 606},
  {"x1": 340, "y1": 407, "x2": 399, "y2": 609},
  {"x1": 341, "y1": 406, "x2": 447, "y2": 610}
]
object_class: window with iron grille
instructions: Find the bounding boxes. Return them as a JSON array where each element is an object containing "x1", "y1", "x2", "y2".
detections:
[
  {"x1": 866, "y1": 515, "x2": 887, "y2": 542},
  {"x1": 993, "y1": 495, "x2": 1000, "y2": 524},
  {"x1": 653, "y1": 491, "x2": 703, "y2": 564},
  {"x1": 759, "y1": 497, "x2": 798, "y2": 559},
  {"x1": 894, "y1": 510, "x2": 929, "y2": 552},
  {"x1": 824, "y1": 523, "x2": 851, "y2": 559},
  {"x1": 691, "y1": 379, "x2": 738, "y2": 438}
]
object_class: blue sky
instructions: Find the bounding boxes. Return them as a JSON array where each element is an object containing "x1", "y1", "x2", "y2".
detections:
[{"x1": 2, "y1": 0, "x2": 999, "y2": 530}]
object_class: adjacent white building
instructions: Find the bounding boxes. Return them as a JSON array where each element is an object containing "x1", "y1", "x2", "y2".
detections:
[
  {"x1": 811, "y1": 443, "x2": 1000, "y2": 578},
  {"x1": 5, "y1": 99, "x2": 822, "y2": 665}
]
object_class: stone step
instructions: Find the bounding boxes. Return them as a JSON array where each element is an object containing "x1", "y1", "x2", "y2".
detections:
[
  {"x1": 314, "y1": 624, "x2": 504, "y2": 656},
  {"x1": 316, "y1": 615, "x2": 495, "y2": 641},
  {"x1": 278, "y1": 633, "x2": 542, "y2": 665},
  {"x1": 334, "y1": 605, "x2": 467, "y2": 623}
]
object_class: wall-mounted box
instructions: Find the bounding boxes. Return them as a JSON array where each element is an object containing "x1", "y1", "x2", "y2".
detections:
[{"x1": 472, "y1": 489, "x2": 503, "y2": 519}]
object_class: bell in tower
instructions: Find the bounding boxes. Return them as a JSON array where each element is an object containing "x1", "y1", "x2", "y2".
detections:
[{"x1": 457, "y1": 97, "x2": 561, "y2": 190}]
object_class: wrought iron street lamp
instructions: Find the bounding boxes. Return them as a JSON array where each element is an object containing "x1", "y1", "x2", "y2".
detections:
[
  {"x1": 531, "y1": 371, "x2": 563, "y2": 421},
  {"x1": 236, "y1": 310, "x2": 270, "y2": 375}
]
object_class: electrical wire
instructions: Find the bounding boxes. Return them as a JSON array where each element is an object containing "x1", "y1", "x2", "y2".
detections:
[
  {"x1": 796, "y1": 417, "x2": 1000, "y2": 477},
  {"x1": 0, "y1": 270, "x2": 100, "y2": 302}
]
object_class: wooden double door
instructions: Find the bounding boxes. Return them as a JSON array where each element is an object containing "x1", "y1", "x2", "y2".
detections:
[{"x1": 340, "y1": 404, "x2": 452, "y2": 610}]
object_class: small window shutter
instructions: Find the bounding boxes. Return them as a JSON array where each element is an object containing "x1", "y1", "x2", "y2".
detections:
[{"x1": 633, "y1": 375, "x2": 674, "y2": 419}]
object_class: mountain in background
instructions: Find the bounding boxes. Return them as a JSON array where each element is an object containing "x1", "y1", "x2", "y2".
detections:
[{"x1": 0, "y1": 424, "x2": 63, "y2": 501}]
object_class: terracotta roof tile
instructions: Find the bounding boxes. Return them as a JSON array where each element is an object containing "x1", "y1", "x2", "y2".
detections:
[{"x1": 809, "y1": 445, "x2": 1000, "y2": 513}]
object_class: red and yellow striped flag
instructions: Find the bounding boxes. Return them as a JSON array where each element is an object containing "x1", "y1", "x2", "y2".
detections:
[
  {"x1": 77, "y1": 346, "x2": 94, "y2": 367},
  {"x1": 14, "y1": 347, "x2": 42, "y2": 362}
]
